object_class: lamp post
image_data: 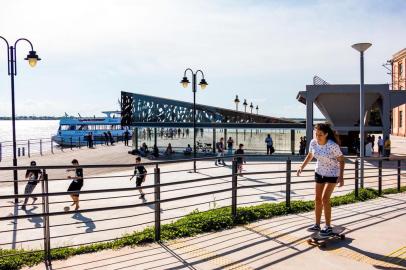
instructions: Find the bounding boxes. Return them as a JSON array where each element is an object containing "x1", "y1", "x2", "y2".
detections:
[
  {"x1": 243, "y1": 99, "x2": 247, "y2": 140},
  {"x1": 0, "y1": 36, "x2": 41, "y2": 203},
  {"x1": 250, "y1": 102, "x2": 254, "y2": 137},
  {"x1": 234, "y1": 95, "x2": 240, "y2": 145},
  {"x1": 352, "y1": 42, "x2": 372, "y2": 189},
  {"x1": 180, "y1": 68, "x2": 208, "y2": 173},
  {"x1": 256, "y1": 105, "x2": 259, "y2": 134}
]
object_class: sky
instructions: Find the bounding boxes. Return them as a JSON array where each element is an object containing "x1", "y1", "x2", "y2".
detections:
[{"x1": 0, "y1": 0, "x2": 405, "y2": 118}]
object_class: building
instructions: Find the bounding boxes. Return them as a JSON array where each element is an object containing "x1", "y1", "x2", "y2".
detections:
[{"x1": 392, "y1": 48, "x2": 406, "y2": 137}]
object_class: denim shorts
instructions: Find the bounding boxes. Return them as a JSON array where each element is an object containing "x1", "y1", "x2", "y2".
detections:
[{"x1": 315, "y1": 173, "x2": 338, "y2": 184}]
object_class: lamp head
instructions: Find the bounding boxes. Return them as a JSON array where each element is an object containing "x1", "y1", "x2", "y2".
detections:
[
  {"x1": 243, "y1": 99, "x2": 247, "y2": 106},
  {"x1": 25, "y1": 51, "x2": 41, "y2": 67},
  {"x1": 180, "y1": 76, "x2": 190, "y2": 88},
  {"x1": 250, "y1": 102, "x2": 253, "y2": 109},
  {"x1": 234, "y1": 95, "x2": 240, "y2": 104},
  {"x1": 198, "y1": 78, "x2": 208, "y2": 90},
  {"x1": 256, "y1": 105, "x2": 259, "y2": 110},
  {"x1": 351, "y1": 43, "x2": 372, "y2": 53}
]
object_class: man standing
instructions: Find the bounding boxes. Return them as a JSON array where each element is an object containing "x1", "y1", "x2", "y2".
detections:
[
  {"x1": 377, "y1": 136, "x2": 383, "y2": 157},
  {"x1": 227, "y1": 137, "x2": 234, "y2": 156},
  {"x1": 124, "y1": 129, "x2": 130, "y2": 146},
  {"x1": 265, "y1": 134, "x2": 274, "y2": 155},
  {"x1": 215, "y1": 137, "x2": 226, "y2": 166}
]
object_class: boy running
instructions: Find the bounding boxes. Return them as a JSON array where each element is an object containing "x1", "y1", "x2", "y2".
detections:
[
  {"x1": 234, "y1": 144, "x2": 246, "y2": 176},
  {"x1": 132, "y1": 157, "x2": 147, "y2": 199},
  {"x1": 22, "y1": 161, "x2": 42, "y2": 210}
]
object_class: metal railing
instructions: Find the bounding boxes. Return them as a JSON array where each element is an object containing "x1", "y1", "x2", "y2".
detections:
[{"x1": 0, "y1": 155, "x2": 404, "y2": 267}]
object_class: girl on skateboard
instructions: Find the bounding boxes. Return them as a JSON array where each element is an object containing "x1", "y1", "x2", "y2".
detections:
[{"x1": 297, "y1": 123, "x2": 345, "y2": 236}]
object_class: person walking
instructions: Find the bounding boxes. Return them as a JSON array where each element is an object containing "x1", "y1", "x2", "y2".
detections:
[
  {"x1": 89, "y1": 132, "x2": 94, "y2": 148},
  {"x1": 66, "y1": 159, "x2": 84, "y2": 211},
  {"x1": 384, "y1": 136, "x2": 391, "y2": 157},
  {"x1": 21, "y1": 161, "x2": 43, "y2": 210},
  {"x1": 215, "y1": 137, "x2": 226, "y2": 166},
  {"x1": 227, "y1": 137, "x2": 234, "y2": 156},
  {"x1": 265, "y1": 134, "x2": 274, "y2": 155},
  {"x1": 108, "y1": 131, "x2": 115, "y2": 145},
  {"x1": 124, "y1": 129, "x2": 130, "y2": 146},
  {"x1": 104, "y1": 132, "x2": 109, "y2": 146},
  {"x1": 297, "y1": 123, "x2": 345, "y2": 236},
  {"x1": 132, "y1": 157, "x2": 147, "y2": 200},
  {"x1": 377, "y1": 136, "x2": 384, "y2": 157},
  {"x1": 234, "y1": 144, "x2": 246, "y2": 176}
]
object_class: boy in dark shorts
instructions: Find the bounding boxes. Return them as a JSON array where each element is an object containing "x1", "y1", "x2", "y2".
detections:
[
  {"x1": 132, "y1": 157, "x2": 147, "y2": 199},
  {"x1": 66, "y1": 159, "x2": 83, "y2": 211},
  {"x1": 22, "y1": 161, "x2": 43, "y2": 210},
  {"x1": 234, "y1": 144, "x2": 246, "y2": 176}
]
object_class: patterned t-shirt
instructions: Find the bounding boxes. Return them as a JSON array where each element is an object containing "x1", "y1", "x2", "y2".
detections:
[{"x1": 309, "y1": 139, "x2": 343, "y2": 177}]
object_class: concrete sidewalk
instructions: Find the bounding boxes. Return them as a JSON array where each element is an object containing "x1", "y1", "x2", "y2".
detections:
[{"x1": 24, "y1": 192, "x2": 406, "y2": 270}]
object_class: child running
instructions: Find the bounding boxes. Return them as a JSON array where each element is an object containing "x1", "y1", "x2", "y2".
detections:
[
  {"x1": 22, "y1": 161, "x2": 42, "y2": 210},
  {"x1": 66, "y1": 159, "x2": 84, "y2": 211},
  {"x1": 132, "y1": 157, "x2": 147, "y2": 199}
]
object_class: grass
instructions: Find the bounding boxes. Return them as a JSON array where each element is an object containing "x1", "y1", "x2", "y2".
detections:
[{"x1": 1, "y1": 186, "x2": 405, "y2": 270}]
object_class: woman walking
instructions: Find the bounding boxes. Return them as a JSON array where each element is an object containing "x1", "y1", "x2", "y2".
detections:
[{"x1": 297, "y1": 123, "x2": 345, "y2": 236}]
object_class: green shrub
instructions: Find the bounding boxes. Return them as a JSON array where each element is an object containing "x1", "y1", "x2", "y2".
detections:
[{"x1": 0, "y1": 186, "x2": 404, "y2": 270}]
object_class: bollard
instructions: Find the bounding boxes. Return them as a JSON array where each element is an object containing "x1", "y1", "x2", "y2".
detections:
[
  {"x1": 18, "y1": 147, "x2": 21, "y2": 157},
  {"x1": 28, "y1": 140, "x2": 31, "y2": 157},
  {"x1": 286, "y1": 158, "x2": 291, "y2": 208},
  {"x1": 22, "y1": 147, "x2": 25, "y2": 157},
  {"x1": 51, "y1": 139, "x2": 54, "y2": 154},
  {"x1": 398, "y1": 160, "x2": 401, "y2": 192},
  {"x1": 70, "y1": 137, "x2": 73, "y2": 150},
  {"x1": 355, "y1": 159, "x2": 359, "y2": 198},
  {"x1": 40, "y1": 139, "x2": 43, "y2": 156},
  {"x1": 154, "y1": 165, "x2": 161, "y2": 241},
  {"x1": 79, "y1": 137, "x2": 81, "y2": 149},
  {"x1": 378, "y1": 160, "x2": 382, "y2": 196},
  {"x1": 231, "y1": 160, "x2": 238, "y2": 218},
  {"x1": 0, "y1": 142, "x2": 2, "y2": 162}
]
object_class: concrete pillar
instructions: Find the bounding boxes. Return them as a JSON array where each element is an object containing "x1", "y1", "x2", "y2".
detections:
[
  {"x1": 382, "y1": 96, "x2": 391, "y2": 142},
  {"x1": 306, "y1": 97, "x2": 314, "y2": 152},
  {"x1": 154, "y1": 128, "x2": 157, "y2": 147},
  {"x1": 224, "y1": 129, "x2": 227, "y2": 150},
  {"x1": 290, "y1": 129, "x2": 295, "y2": 155},
  {"x1": 213, "y1": 129, "x2": 216, "y2": 153}
]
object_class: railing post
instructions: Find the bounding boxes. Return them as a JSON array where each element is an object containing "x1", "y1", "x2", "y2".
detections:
[
  {"x1": 286, "y1": 157, "x2": 291, "y2": 209},
  {"x1": 28, "y1": 140, "x2": 31, "y2": 157},
  {"x1": 355, "y1": 159, "x2": 359, "y2": 198},
  {"x1": 378, "y1": 160, "x2": 382, "y2": 196},
  {"x1": 290, "y1": 129, "x2": 295, "y2": 155},
  {"x1": 397, "y1": 160, "x2": 401, "y2": 192},
  {"x1": 231, "y1": 160, "x2": 238, "y2": 218},
  {"x1": 50, "y1": 139, "x2": 53, "y2": 154},
  {"x1": 41, "y1": 169, "x2": 52, "y2": 267},
  {"x1": 18, "y1": 147, "x2": 21, "y2": 157},
  {"x1": 0, "y1": 142, "x2": 2, "y2": 162},
  {"x1": 22, "y1": 147, "x2": 25, "y2": 156},
  {"x1": 154, "y1": 165, "x2": 161, "y2": 242},
  {"x1": 40, "y1": 139, "x2": 43, "y2": 156}
]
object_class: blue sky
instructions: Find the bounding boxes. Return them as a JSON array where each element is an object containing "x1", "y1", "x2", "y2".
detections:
[{"x1": 0, "y1": 0, "x2": 405, "y2": 118}]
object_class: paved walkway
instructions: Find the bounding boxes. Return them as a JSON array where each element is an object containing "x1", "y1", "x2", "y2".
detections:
[{"x1": 24, "y1": 192, "x2": 406, "y2": 270}]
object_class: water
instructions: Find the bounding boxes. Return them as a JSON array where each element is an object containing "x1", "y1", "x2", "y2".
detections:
[{"x1": 0, "y1": 120, "x2": 59, "y2": 142}]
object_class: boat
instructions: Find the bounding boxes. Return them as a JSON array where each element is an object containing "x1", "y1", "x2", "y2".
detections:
[{"x1": 51, "y1": 111, "x2": 131, "y2": 146}]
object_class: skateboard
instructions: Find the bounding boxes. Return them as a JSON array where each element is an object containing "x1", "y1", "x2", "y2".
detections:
[{"x1": 307, "y1": 226, "x2": 346, "y2": 248}]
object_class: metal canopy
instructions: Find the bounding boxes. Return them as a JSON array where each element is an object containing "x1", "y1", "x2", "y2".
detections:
[{"x1": 121, "y1": 91, "x2": 304, "y2": 129}]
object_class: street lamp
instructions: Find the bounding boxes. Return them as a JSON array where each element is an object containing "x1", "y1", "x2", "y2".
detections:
[
  {"x1": 180, "y1": 68, "x2": 208, "y2": 173},
  {"x1": 256, "y1": 105, "x2": 259, "y2": 115},
  {"x1": 0, "y1": 36, "x2": 41, "y2": 203},
  {"x1": 243, "y1": 99, "x2": 248, "y2": 140},
  {"x1": 352, "y1": 42, "x2": 372, "y2": 189},
  {"x1": 250, "y1": 102, "x2": 254, "y2": 137},
  {"x1": 234, "y1": 95, "x2": 240, "y2": 144}
]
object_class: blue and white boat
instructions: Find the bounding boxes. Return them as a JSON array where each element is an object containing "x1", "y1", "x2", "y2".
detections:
[{"x1": 52, "y1": 111, "x2": 131, "y2": 146}]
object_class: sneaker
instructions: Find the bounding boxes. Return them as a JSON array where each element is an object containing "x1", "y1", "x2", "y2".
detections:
[
  {"x1": 320, "y1": 226, "x2": 333, "y2": 236},
  {"x1": 139, "y1": 194, "x2": 145, "y2": 199},
  {"x1": 21, "y1": 205, "x2": 26, "y2": 211},
  {"x1": 308, "y1": 224, "x2": 321, "y2": 231}
]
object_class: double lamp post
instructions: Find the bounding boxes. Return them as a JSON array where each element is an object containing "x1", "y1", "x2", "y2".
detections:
[
  {"x1": 0, "y1": 36, "x2": 41, "y2": 202},
  {"x1": 180, "y1": 69, "x2": 208, "y2": 173}
]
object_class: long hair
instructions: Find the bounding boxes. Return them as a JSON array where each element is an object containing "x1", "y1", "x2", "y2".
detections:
[{"x1": 314, "y1": 123, "x2": 340, "y2": 145}]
